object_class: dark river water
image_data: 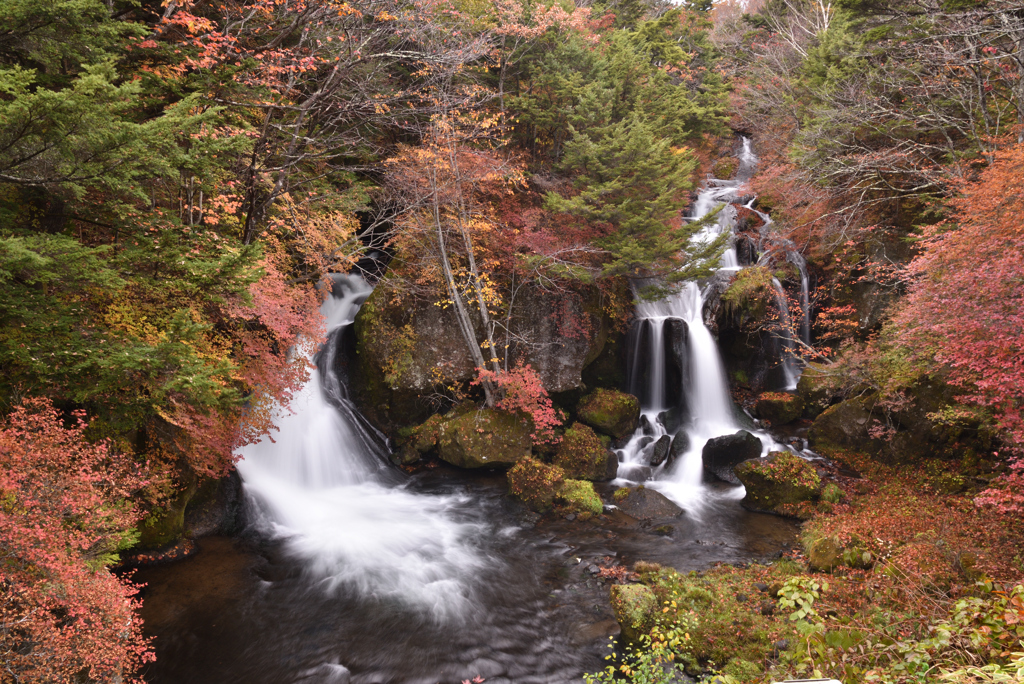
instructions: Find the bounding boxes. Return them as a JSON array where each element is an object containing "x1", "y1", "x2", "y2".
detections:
[{"x1": 135, "y1": 468, "x2": 797, "y2": 684}]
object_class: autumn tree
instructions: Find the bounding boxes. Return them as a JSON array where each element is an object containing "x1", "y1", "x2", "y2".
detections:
[{"x1": 1, "y1": 398, "x2": 152, "y2": 683}]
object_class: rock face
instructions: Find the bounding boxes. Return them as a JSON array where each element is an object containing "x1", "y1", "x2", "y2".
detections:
[
  {"x1": 734, "y1": 451, "x2": 821, "y2": 517},
  {"x1": 701, "y1": 430, "x2": 762, "y2": 484},
  {"x1": 754, "y1": 392, "x2": 804, "y2": 425},
  {"x1": 610, "y1": 584, "x2": 658, "y2": 642},
  {"x1": 507, "y1": 458, "x2": 602, "y2": 515},
  {"x1": 553, "y1": 422, "x2": 618, "y2": 481},
  {"x1": 796, "y1": 362, "x2": 843, "y2": 418},
  {"x1": 427, "y1": 408, "x2": 533, "y2": 469},
  {"x1": 351, "y1": 275, "x2": 613, "y2": 433},
  {"x1": 577, "y1": 389, "x2": 641, "y2": 439},
  {"x1": 612, "y1": 486, "x2": 683, "y2": 520},
  {"x1": 807, "y1": 397, "x2": 880, "y2": 454}
]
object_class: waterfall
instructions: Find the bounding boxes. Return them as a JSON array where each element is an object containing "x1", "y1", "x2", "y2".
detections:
[
  {"x1": 237, "y1": 275, "x2": 487, "y2": 618},
  {"x1": 616, "y1": 137, "x2": 797, "y2": 515},
  {"x1": 771, "y1": 277, "x2": 800, "y2": 391}
]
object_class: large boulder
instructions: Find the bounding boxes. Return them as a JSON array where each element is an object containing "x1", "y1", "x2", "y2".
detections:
[
  {"x1": 702, "y1": 430, "x2": 762, "y2": 484},
  {"x1": 734, "y1": 451, "x2": 821, "y2": 517},
  {"x1": 612, "y1": 486, "x2": 683, "y2": 520},
  {"x1": 553, "y1": 422, "x2": 618, "y2": 481},
  {"x1": 796, "y1": 362, "x2": 843, "y2": 419},
  {"x1": 807, "y1": 396, "x2": 881, "y2": 454},
  {"x1": 754, "y1": 392, "x2": 804, "y2": 425},
  {"x1": 352, "y1": 274, "x2": 613, "y2": 433},
  {"x1": 507, "y1": 458, "x2": 603, "y2": 516},
  {"x1": 610, "y1": 584, "x2": 658, "y2": 642},
  {"x1": 433, "y1": 408, "x2": 533, "y2": 469},
  {"x1": 577, "y1": 389, "x2": 640, "y2": 439}
]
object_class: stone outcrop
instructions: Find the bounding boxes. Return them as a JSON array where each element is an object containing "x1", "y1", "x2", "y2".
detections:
[
  {"x1": 734, "y1": 451, "x2": 821, "y2": 518},
  {"x1": 577, "y1": 389, "x2": 641, "y2": 439},
  {"x1": 351, "y1": 275, "x2": 614, "y2": 433},
  {"x1": 702, "y1": 430, "x2": 762, "y2": 484},
  {"x1": 553, "y1": 422, "x2": 618, "y2": 481},
  {"x1": 754, "y1": 392, "x2": 804, "y2": 425},
  {"x1": 610, "y1": 584, "x2": 658, "y2": 642},
  {"x1": 612, "y1": 486, "x2": 683, "y2": 520},
  {"x1": 407, "y1": 407, "x2": 533, "y2": 469},
  {"x1": 507, "y1": 458, "x2": 603, "y2": 516}
]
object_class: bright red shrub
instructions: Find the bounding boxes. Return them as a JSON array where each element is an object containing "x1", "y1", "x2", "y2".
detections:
[{"x1": 0, "y1": 398, "x2": 153, "y2": 683}]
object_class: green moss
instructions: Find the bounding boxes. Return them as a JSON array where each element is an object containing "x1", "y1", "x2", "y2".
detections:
[
  {"x1": 576, "y1": 389, "x2": 640, "y2": 439},
  {"x1": 556, "y1": 479, "x2": 603, "y2": 515},
  {"x1": 553, "y1": 422, "x2": 610, "y2": 480},
  {"x1": 508, "y1": 457, "x2": 565, "y2": 513},
  {"x1": 721, "y1": 266, "x2": 773, "y2": 320},
  {"x1": 735, "y1": 451, "x2": 821, "y2": 517},
  {"x1": 610, "y1": 584, "x2": 658, "y2": 642},
  {"x1": 821, "y1": 482, "x2": 844, "y2": 503}
]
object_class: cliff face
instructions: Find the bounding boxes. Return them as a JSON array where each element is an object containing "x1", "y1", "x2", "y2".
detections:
[{"x1": 349, "y1": 276, "x2": 619, "y2": 433}]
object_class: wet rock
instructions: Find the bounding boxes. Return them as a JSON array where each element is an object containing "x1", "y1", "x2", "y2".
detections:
[
  {"x1": 507, "y1": 458, "x2": 602, "y2": 516},
  {"x1": 702, "y1": 430, "x2": 762, "y2": 484},
  {"x1": 577, "y1": 389, "x2": 641, "y2": 440},
  {"x1": 649, "y1": 434, "x2": 672, "y2": 467},
  {"x1": 754, "y1": 392, "x2": 804, "y2": 425},
  {"x1": 654, "y1": 525, "x2": 674, "y2": 536},
  {"x1": 554, "y1": 422, "x2": 618, "y2": 481},
  {"x1": 610, "y1": 584, "x2": 658, "y2": 642},
  {"x1": 612, "y1": 486, "x2": 683, "y2": 520},
  {"x1": 753, "y1": 582, "x2": 770, "y2": 593},
  {"x1": 669, "y1": 431, "x2": 690, "y2": 462},
  {"x1": 759, "y1": 600, "x2": 775, "y2": 616},
  {"x1": 436, "y1": 408, "x2": 533, "y2": 469},
  {"x1": 734, "y1": 451, "x2": 821, "y2": 517}
]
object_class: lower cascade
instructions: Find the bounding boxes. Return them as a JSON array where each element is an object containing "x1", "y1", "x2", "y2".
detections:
[{"x1": 237, "y1": 275, "x2": 488, "y2": 617}]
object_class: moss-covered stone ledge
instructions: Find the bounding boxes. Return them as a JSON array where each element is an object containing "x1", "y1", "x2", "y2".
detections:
[{"x1": 577, "y1": 389, "x2": 640, "y2": 439}]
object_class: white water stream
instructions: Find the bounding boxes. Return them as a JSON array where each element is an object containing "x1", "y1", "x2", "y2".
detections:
[
  {"x1": 615, "y1": 138, "x2": 807, "y2": 516},
  {"x1": 237, "y1": 276, "x2": 488, "y2": 619}
]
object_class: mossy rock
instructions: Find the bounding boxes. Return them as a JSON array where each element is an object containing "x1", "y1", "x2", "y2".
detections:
[
  {"x1": 436, "y1": 408, "x2": 533, "y2": 469},
  {"x1": 796, "y1": 362, "x2": 842, "y2": 418},
  {"x1": 803, "y1": 532, "x2": 873, "y2": 573},
  {"x1": 807, "y1": 396, "x2": 881, "y2": 453},
  {"x1": 556, "y1": 479, "x2": 603, "y2": 516},
  {"x1": 508, "y1": 458, "x2": 564, "y2": 513},
  {"x1": 507, "y1": 458, "x2": 603, "y2": 516},
  {"x1": 734, "y1": 451, "x2": 821, "y2": 517},
  {"x1": 754, "y1": 392, "x2": 804, "y2": 425},
  {"x1": 553, "y1": 422, "x2": 617, "y2": 481},
  {"x1": 577, "y1": 389, "x2": 640, "y2": 439},
  {"x1": 610, "y1": 583, "x2": 658, "y2": 642}
]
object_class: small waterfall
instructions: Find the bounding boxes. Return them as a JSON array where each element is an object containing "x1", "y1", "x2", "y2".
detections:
[
  {"x1": 616, "y1": 137, "x2": 800, "y2": 514},
  {"x1": 771, "y1": 277, "x2": 800, "y2": 391},
  {"x1": 787, "y1": 252, "x2": 811, "y2": 345},
  {"x1": 237, "y1": 275, "x2": 487, "y2": 618}
]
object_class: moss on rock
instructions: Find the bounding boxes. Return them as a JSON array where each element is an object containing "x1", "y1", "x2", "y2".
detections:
[
  {"x1": 610, "y1": 583, "x2": 658, "y2": 642},
  {"x1": 754, "y1": 392, "x2": 804, "y2": 425},
  {"x1": 577, "y1": 389, "x2": 640, "y2": 439},
  {"x1": 735, "y1": 451, "x2": 821, "y2": 517},
  {"x1": 507, "y1": 457, "x2": 604, "y2": 516},
  {"x1": 553, "y1": 422, "x2": 617, "y2": 481},
  {"x1": 436, "y1": 408, "x2": 533, "y2": 469},
  {"x1": 557, "y1": 479, "x2": 603, "y2": 516}
]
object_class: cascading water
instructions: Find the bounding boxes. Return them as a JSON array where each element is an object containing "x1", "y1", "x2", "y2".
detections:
[
  {"x1": 615, "y1": 138, "x2": 792, "y2": 515},
  {"x1": 237, "y1": 275, "x2": 487, "y2": 618}
]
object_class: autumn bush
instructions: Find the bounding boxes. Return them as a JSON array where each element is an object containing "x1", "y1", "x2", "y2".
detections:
[{"x1": 0, "y1": 398, "x2": 153, "y2": 683}]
